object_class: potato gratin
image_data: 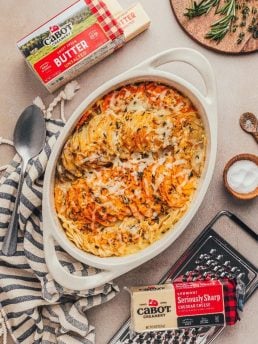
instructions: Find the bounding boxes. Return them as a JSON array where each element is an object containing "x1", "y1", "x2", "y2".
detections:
[{"x1": 54, "y1": 82, "x2": 206, "y2": 257}]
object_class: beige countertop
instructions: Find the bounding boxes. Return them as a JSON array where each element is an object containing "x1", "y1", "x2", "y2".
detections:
[{"x1": 0, "y1": 1, "x2": 257, "y2": 343}]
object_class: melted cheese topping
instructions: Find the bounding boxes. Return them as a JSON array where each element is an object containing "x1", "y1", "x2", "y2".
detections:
[{"x1": 55, "y1": 82, "x2": 206, "y2": 257}]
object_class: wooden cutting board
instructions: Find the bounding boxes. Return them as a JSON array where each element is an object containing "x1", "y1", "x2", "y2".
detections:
[{"x1": 170, "y1": 0, "x2": 258, "y2": 54}]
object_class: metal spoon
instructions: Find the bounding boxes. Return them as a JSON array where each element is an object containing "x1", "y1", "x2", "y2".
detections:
[
  {"x1": 239, "y1": 112, "x2": 258, "y2": 144},
  {"x1": 2, "y1": 105, "x2": 46, "y2": 256}
]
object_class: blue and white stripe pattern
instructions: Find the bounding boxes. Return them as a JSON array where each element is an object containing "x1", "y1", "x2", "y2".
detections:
[{"x1": 0, "y1": 118, "x2": 119, "y2": 343}]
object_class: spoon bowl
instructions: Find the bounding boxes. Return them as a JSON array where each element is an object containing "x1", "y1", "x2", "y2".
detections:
[
  {"x1": 239, "y1": 112, "x2": 258, "y2": 144},
  {"x1": 239, "y1": 112, "x2": 258, "y2": 133},
  {"x1": 2, "y1": 105, "x2": 46, "y2": 256},
  {"x1": 14, "y1": 105, "x2": 46, "y2": 160}
]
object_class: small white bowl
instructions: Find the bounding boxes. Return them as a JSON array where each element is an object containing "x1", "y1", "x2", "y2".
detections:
[{"x1": 223, "y1": 154, "x2": 258, "y2": 200}]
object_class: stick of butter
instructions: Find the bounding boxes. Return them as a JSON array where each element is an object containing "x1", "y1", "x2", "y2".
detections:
[
  {"x1": 116, "y1": 3, "x2": 151, "y2": 42},
  {"x1": 17, "y1": 0, "x2": 150, "y2": 93}
]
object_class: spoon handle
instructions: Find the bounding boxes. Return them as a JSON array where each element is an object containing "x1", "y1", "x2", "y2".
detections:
[
  {"x1": 252, "y1": 132, "x2": 258, "y2": 144},
  {"x1": 2, "y1": 160, "x2": 27, "y2": 256}
]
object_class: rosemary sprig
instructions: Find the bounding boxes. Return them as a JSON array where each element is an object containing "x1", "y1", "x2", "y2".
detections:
[
  {"x1": 184, "y1": 0, "x2": 220, "y2": 19},
  {"x1": 216, "y1": 0, "x2": 235, "y2": 16},
  {"x1": 205, "y1": 0, "x2": 237, "y2": 42},
  {"x1": 184, "y1": 0, "x2": 258, "y2": 44}
]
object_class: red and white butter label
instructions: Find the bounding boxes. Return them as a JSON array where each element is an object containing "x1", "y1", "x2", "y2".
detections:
[
  {"x1": 130, "y1": 281, "x2": 225, "y2": 333},
  {"x1": 17, "y1": 0, "x2": 124, "y2": 92},
  {"x1": 34, "y1": 23, "x2": 108, "y2": 83}
]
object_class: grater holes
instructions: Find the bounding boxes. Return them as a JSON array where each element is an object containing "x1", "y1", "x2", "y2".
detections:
[
  {"x1": 237, "y1": 272, "x2": 245, "y2": 279},
  {"x1": 223, "y1": 261, "x2": 231, "y2": 267}
]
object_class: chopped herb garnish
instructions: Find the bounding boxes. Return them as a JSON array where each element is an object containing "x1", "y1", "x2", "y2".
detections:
[
  {"x1": 153, "y1": 216, "x2": 160, "y2": 224},
  {"x1": 137, "y1": 172, "x2": 144, "y2": 179},
  {"x1": 237, "y1": 31, "x2": 245, "y2": 43},
  {"x1": 141, "y1": 153, "x2": 149, "y2": 158}
]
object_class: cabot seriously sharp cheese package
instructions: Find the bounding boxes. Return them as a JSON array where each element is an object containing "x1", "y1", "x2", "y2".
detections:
[
  {"x1": 130, "y1": 279, "x2": 238, "y2": 333},
  {"x1": 17, "y1": 0, "x2": 150, "y2": 92}
]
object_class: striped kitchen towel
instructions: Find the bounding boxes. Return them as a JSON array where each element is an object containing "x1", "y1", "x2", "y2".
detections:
[{"x1": 0, "y1": 82, "x2": 119, "y2": 344}]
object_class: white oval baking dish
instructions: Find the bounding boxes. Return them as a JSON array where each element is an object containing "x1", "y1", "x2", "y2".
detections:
[{"x1": 43, "y1": 48, "x2": 217, "y2": 291}]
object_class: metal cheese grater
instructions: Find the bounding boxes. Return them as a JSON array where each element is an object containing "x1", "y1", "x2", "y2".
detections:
[{"x1": 109, "y1": 210, "x2": 258, "y2": 344}]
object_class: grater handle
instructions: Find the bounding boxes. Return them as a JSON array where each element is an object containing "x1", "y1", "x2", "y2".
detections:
[
  {"x1": 219, "y1": 210, "x2": 258, "y2": 243},
  {"x1": 245, "y1": 281, "x2": 258, "y2": 302}
]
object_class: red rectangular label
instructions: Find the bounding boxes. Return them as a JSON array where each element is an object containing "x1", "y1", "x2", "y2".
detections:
[
  {"x1": 174, "y1": 280, "x2": 224, "y2": 316},
  {"x1": 34, "y1": 23, "x2": 109, "y2": 83}
]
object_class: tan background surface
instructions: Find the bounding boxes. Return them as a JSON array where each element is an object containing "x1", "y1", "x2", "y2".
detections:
[{"x1": 0, "y1": 0, "x2": 257, "y2": 343}]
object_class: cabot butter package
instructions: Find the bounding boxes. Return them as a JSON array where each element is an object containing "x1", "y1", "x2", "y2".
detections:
[
  {"x1": 17, "y1": 0, "x2": 150, "y2": 92},
  {"x1": 130, "y1": 279, "x2": 238, "y2": 333}
]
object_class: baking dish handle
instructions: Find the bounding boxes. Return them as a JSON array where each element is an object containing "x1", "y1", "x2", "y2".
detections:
[
  {"x1": 135, "y1": 48, "x2": 216, "y2": 106},
  {"x1": 44, "y1": 232, "x2": 119, "y2": 291}
]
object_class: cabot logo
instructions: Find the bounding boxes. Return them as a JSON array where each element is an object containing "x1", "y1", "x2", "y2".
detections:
[
  {"x1": 148, "y1": 299, "x2": 158, "y2": 307},
  {"x1": 44, "y1": 23, "x2": 73, "y2": 46},
  {"x1": 137, "y1": 303, "x2": 171, "y2": 316},
  {"x1": 50, "y1": 25, "x2": 60, "y2": 33}
]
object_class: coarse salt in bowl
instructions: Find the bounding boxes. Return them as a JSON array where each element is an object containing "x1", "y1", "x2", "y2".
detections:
[{"x1": 223, "y1": 154, "x2": 258, "y2": 200}]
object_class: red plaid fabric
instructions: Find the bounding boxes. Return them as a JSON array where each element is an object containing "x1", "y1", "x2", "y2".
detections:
[
  {"x1": 222, "y1": 278, "x2": 240, "y2": 325},
  {"x1": 85, "y1": 0, "x2": 124, "y2": 41},
  {"x1": 174, "y1": 274, "x2": 239, "y2": 326}
]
